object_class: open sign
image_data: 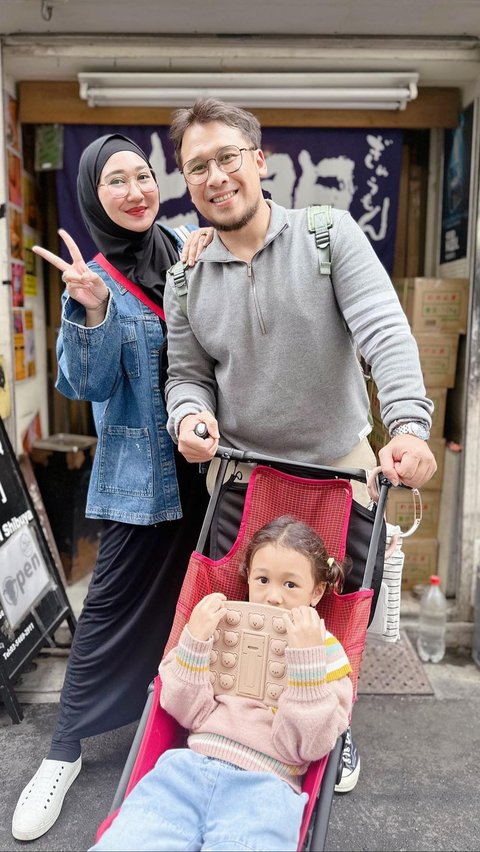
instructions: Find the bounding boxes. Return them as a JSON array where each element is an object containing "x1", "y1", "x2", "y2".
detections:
[{"x1": 0, "y1": 525, "x2": 51, "y2": 629}]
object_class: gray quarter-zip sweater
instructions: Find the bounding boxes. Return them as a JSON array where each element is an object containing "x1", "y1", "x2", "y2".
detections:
[{"x1": 164, "y1": 201, "x2": 432, "y2": 464}]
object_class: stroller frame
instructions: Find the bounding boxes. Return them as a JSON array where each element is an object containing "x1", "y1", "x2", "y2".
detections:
[{"x1": 96, "y1": 445, "x2": 390, "y2": 851}]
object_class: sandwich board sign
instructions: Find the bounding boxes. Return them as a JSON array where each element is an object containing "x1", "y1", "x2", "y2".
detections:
[{"x1": 0, "y1": 416, "x2": 76, "y2": 723}]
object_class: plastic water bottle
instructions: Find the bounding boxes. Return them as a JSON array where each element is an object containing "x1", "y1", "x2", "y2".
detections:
[{"x1": 417, "y1": 575, "x2": 447, "y2": 663}]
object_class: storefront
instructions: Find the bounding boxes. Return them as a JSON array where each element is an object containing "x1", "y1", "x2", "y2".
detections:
[{"x1": 0, "y1": 30, "x2": 479, "y2": 646}]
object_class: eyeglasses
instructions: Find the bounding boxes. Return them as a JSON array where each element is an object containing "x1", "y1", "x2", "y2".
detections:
[
  {"x1": 97, "y1": 170, "x2": 158, "y2": 198},
  {"x1": 182, "y1": 146, "x2": 257, "y2": 185}
]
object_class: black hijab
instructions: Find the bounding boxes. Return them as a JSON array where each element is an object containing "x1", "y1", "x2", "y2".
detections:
[{"x1": 77, "y1": 133, "x2": 178, "y2": 307}]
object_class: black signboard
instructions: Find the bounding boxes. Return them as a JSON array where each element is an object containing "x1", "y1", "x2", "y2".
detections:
[{"x1": 0, "y1": 416, "x2": 76, "y2": 723}]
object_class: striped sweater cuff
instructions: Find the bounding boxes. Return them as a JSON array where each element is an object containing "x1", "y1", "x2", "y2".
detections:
[
  {"x1": 284, "y1": 645, "x2": 328, "y2": 700},
  {"x1": 173, "y1": 626, "x2": 213, "y2": 684}
]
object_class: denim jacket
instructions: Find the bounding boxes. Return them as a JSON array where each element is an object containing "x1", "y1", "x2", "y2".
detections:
[{"x1": 56, "y1": 225, "x2": 194, "y2": 525}]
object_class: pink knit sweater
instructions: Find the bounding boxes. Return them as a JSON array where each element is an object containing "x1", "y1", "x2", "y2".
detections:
[{"x1": 159, "y1": 625, "x2": 353, "y2": 792}]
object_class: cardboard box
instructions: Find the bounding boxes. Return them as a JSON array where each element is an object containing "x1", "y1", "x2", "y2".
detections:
[
  {"x1": 386, "y1": 487, "x2": 441, "y2": 538},
  {"x1": 368, "y1": 383, "x2": 447, "y2": 440},
  {"x1": 393, "y1": 277, "x2": 469, "y2": 334},
  {"x1": 401, "y1": 538, "x2": 439, "y2": 590},
  {"x1": 415, "y1": 333, "x2": 459, "y2": 389},
  {"x1": 436, "y1": 444, "x2": 462, "y2": 596}
]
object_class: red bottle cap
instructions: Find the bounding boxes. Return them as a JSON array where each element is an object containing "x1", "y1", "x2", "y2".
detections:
[{"x1": 430, "y1": 575, "x2": 440, "y2": 585}]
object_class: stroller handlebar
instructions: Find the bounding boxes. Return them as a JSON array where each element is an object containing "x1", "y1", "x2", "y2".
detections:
[
  {"x1": 193, "y1": 423, "x2": 392, "y2": 490},
  {"x1": 215, "y1": 444, "x2": 376, "y2": 486}
]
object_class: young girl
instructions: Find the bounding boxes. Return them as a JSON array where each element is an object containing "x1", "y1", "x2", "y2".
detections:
[{"x1": 90, "y1": 515, "x2": 353, "y2": 852}]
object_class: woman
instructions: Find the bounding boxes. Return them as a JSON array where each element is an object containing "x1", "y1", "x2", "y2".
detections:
[{"x1": 12, "y1": 134, "x2": 211, "y2": 842}]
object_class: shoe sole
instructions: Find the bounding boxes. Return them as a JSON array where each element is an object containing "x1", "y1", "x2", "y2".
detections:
[
  {"x1": 12, "y1": 760, "x2": 82, "y2": 841},
  {"x1": 334, "y1": 755, "x2": 361, "y2": 794}
]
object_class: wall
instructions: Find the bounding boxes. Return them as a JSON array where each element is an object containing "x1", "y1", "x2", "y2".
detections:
[
  {"x1": 0, "y1": 44, "x2": 15, "y2": 446},
  {"x1": 1, "y1": 61, "x2": 49, "y2": 452},
  {"x1": 434, "y1": 98, "x2": 480, "y2": 625}
]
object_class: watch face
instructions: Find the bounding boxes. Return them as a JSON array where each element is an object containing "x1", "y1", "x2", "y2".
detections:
[
  {"x1": 410, "y1": 423, "x2": 429, "y2": 440},
  {"x1": 393, "y1": 422, "x2": 429, "y2": 440}
]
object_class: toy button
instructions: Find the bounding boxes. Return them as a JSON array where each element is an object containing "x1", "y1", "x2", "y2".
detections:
[
  {"x1": 270, "y1": 638, "x2": 287, "y2": 656},
  {"x1": 272, "y1": 616, "x2": 287, "y2": 634},
  {"x1": 266, "y1": 683, "x2": 284, "y2": 700},
  {"x1": 268, "y1": 661, "x2": 286, "y2": 678},
  {"x1": 248, "y1": 613, "x2": 265, "y2": 629}
]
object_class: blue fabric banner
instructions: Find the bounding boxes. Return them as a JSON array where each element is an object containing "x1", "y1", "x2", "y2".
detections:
[{"x1": 56, "y1": 124, "x2": 403, "y2": 273}]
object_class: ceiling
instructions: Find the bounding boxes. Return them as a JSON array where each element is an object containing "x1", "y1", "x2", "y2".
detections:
[
  {"x1": 0, "y1": 0, "x2": 479, "y2": 38},
  {"x1": 1, "y1": 0, "x2": 480, "y2": 95}
]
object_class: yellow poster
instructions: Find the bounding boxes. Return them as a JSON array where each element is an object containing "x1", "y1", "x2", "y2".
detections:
[
  {"x1": 13, "y1": 309, "x2": 26, "y2": 381},
  {"x1": 0, "y1": 356, "x2": 11, "y2": 419},
  {"x1": 24, "y1": 310, "x2": 36, "y2": 377},
  {"x1": 23, "y1": 234, "x2": 37, "y2": 296}
]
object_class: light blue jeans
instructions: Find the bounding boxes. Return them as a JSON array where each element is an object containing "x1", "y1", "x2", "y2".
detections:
[{"x1": 90, "y1": 749, "x2": 308, "y2": 851}]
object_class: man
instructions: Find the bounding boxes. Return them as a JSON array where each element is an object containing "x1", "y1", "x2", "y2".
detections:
[{"x1": 164, "y1": 97, "x2": 436, "y2": 793}]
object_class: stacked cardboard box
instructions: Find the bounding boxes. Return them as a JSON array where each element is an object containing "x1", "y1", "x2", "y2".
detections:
[{"x1": 368, "y1": 277, "x2": 469, "y2": 589}]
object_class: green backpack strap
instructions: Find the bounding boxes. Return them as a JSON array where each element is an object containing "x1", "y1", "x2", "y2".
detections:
[
  {"x1": 307, "y1": 204, "x2": 333, "y2": 275},
  {"x1": 169, "y1": 260, "x2": 189, "y2": 318}
]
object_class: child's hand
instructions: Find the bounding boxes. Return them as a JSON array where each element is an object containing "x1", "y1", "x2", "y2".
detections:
[
  {"x1": 187, "y1": 593, "x2": 228, "y2": 642},
  {"x1": 283, "y1": 607, "x2": 326, "y2": 649}
]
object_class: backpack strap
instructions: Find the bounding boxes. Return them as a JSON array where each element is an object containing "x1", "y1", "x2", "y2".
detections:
[
  {"x1": 166, "y1": 224, "x2": 198, "y2": 318},
  {"x1": 307, "y1": 204, "x2": 333, "y2": 275},
  {"x1": 169, "y1": 260, "x2": 189, "y2": 318}
]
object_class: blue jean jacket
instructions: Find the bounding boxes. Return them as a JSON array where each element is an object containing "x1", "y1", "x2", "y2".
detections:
[{"x1": 56, "y1": 226, "x2": 194, "y2": 525}]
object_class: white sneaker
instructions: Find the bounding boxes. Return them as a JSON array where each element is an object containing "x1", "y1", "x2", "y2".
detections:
[{"x1": 12, "y1": 756, "x2": 82, "y2": 841}]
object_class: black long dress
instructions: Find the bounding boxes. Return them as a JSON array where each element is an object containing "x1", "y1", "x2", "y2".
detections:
[{"x1": 49, "y1": 449, "x2": 207, "y2": 759}]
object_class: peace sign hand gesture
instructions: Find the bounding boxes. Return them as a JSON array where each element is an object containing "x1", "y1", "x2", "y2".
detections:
[{"x1": 33, "y1": 229, "x2": 110, "y2": 318}]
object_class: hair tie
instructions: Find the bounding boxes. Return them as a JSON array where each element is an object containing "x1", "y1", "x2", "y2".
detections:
[{"x1": 327, "y1": 556, "x2": 334, "y2": 567}]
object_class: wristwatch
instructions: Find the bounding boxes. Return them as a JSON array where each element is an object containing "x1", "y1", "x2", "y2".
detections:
[{"x1": 390, "y1": 421, "x2": 430, "y2": 441}]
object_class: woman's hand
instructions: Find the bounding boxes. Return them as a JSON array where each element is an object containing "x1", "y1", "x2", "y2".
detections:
[
  {"x1": 33, "y1": 229, "x2": 110, "y2": 317},
  {"x1": 180, "y1": 227, "x2": 215, "y2": 267},
  {"x1": 187, "y1": 593, "x2": 227, "y2": 642},
  {"x1": 283, "y1": 607, "x2": 326, "y2": 649}
]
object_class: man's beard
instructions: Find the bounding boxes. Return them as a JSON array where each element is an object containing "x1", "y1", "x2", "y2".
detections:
[{"x1": 210, "y1": 199, "x2": 260, "y2": 232}]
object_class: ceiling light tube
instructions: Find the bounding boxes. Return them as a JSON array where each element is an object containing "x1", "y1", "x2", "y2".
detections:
[{"x1": 78, "y1": 71, "x2": 419, "y2": 111}]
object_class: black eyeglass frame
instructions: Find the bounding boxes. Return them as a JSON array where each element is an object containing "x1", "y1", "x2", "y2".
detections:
[{"x1": 181, "y1": 146, "x2": 257, "y2": 185}]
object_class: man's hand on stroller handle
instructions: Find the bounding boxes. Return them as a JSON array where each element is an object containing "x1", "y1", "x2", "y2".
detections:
[
  {"x1": 283, "y1": 607, "x2": 326, "y2": 649},
  {"x1": 188, "y1": 593, "x2": 228, "y2": 641},
  {"x1": 378, "y1": 434, "x2": 437, "y2": 489},
  {"x1": 178, "y1": 413, "x2": 219, "y2": 462}
]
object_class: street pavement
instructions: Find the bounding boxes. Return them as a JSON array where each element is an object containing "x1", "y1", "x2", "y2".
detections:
[{"x1": 1, "y1": 575, "x2": 479, "y2": 852}]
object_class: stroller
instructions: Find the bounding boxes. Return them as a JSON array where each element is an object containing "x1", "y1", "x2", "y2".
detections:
[{"x1": 95, "y1": 445, "x2": 390, "y2": 851}]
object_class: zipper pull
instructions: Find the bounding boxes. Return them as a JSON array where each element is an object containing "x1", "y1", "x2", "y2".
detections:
[{"x1": 247, "y1": 262, "x2": 252, "y2": 277}]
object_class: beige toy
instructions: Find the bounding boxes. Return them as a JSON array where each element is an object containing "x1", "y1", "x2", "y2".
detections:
[{"x1": 209, "y1": 601, "x2": 292, "y2": 706}]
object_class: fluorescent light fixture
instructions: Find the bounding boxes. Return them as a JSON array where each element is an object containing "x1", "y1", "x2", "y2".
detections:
[{"x1": 78, "y1": 71, "x2": 419, "y2": 111}]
